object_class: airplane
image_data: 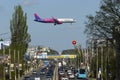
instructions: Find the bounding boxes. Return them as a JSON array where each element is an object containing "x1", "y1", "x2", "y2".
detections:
[{"x1": 34, "y1": 13, "x2": 76, "y2": 25}]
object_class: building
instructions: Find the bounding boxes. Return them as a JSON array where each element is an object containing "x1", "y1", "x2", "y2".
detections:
[{"x1": 0, "y1": 41, "x2": 11, "y2": 49}]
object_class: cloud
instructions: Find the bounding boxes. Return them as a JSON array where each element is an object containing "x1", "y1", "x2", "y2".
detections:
[{"x1": 22, "y1": 0, "x2": 37, "y2": 7}]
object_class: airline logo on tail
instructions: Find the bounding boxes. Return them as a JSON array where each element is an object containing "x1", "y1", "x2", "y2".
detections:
[
  {"x1": 34, "y1": 13, "x2": 44, "y2": 21},
  {"x1": 34, "y1": 13, "x2": 76, "y2": 25}
]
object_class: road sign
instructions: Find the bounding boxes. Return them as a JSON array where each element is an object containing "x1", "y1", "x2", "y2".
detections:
[{"x1": 72, "y1": 40, "x2": 77, "y2": 45}]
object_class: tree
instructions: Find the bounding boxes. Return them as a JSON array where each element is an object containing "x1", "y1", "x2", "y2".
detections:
[
  {"x1": 0, "y1": 38, "x2": 3, "y2": 41},
  {"x1": 85, "y1": 0, "x2": 120, "y2": 79},
  {"x1": 10, "y1": 5, "x2": 31, "y2": 78},
  {"x1": 10, "y1": 5, "x2": 31, "y2": 52}
]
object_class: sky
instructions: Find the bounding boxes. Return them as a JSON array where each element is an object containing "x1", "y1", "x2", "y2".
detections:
[{"x1": 0, "y1": 0, "x2": 101, "y2": 52}]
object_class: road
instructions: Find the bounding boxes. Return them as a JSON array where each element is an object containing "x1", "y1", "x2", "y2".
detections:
[{"x1": 22, "y1": 59, "x2": 96, "y2": 80}]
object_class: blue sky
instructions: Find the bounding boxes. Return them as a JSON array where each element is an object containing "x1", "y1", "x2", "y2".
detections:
[{"x1": 0, "y1": 0, "x2": 101, "y2": 52}]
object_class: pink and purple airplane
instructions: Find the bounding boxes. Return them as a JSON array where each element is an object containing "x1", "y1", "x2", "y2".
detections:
[{"x1": 34, "y1": 13, "x2": 76, "y2": 25}]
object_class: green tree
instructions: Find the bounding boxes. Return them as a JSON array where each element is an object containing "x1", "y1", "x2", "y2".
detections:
[
  {"x1": 85, "y1": 0, "x2": 120, "y2": 79},
  {"x1": 0, "y1": 38, "x2": 3, "y2": 41},
  {"x1": 10, "y1": 5, "x2": 31, "y2": 78},
  {"x1": 10, "y1": 5, "x2": 31, "y2": 53}
]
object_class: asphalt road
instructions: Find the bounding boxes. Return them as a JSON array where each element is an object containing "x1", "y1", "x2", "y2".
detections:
[{"x1": 22, "y1": 59, "x2": 96, "y2": 80}]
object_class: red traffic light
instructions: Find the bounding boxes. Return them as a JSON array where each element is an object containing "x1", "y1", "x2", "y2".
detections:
[{"x1": 72, "y1": 40, "x2": 77, "y2": 45}]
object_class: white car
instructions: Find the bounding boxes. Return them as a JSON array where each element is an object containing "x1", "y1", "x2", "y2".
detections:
[
  {"x1": 35, "y1": 77, "x2": 40, "y2": 80},
  {"x1": 67, "y1": 70, "x2": 71, "y2": 73},
  {"x1": 32, "y1": 70, "x2": 37, "y2": 74},
  {"x1": 62, "y1": 77, "x2": 69, "y2": 80},
  {"x1": 69, "y1": 74, "x2": 75, "y2": 79},
  {"x1": 67, "y1": 70, "x2": 72, "y2": 75},
  {"x1": 68, "y1": 72, "x2": 72, "y2": 75}
]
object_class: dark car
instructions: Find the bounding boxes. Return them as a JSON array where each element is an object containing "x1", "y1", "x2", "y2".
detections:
[
  {"x1": 46, "y1": 72, "x2": 53, "y2": 78},
  {"x1": 32, "y1": 70, "x2": 38, "y2": 76},
  {"x1": 40, "y1": 68, "x2": 46, "y2": 75},
  {"x1": 23, "y1": 76, "x2": 30, "y2": 80}
]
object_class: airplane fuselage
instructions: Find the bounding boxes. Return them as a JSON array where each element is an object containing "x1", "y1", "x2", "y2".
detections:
[{"x1": 57, "y1": 18, "x2": 75, "y2": 23}]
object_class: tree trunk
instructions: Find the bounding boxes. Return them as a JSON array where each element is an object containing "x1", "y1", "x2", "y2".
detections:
[{"x1": 115, "y1": 40, "x2": 120, "y2": 80}]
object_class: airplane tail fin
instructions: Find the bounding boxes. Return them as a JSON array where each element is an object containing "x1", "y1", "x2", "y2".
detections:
[{"x1": 34, "y1": 13, "x2": 42, "y2": 21}]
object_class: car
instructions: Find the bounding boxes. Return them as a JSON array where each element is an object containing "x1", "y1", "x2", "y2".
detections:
[
  {"x1": 77, "y1": 69, "x2": 87, "y2": 79},
  {"x1": 48, "y1": 69, "x2": 54, "y2": 75},
  {"x1": 23, "y1": 76, "x2": 30, "y2": 80},
  {"x1": 34, "y1": 77, "x2": 40, "y2": 80},
  {"x1": 67, "y1": 70, "x2": 72, "y2": 75},
  {"x1": 46, "y1": 78, "x2": 52, "y2": 80},
  {"x1": 32, "y1": 70, "x2": 37, "y2": 74},
  {"x1": 59, "y1": 71, "x2": 64, "y2": 75},
  {"x1": 67, "y1": 70, "x2": 71, "y2": 73},
  {"x1": 39, "y1": 69, "x2": 46, "y2": 75},
  {"x1": 46, "y1": 72, "x2": 52, "y2": 78},
  {"x1": 68, "y1": 72, "x2": 72, "y2": 75},
  {"x1": 71, "y1": 67, "x2": 75, "y2": 72},
  {"x1": 62, "y1": 77, "x2": 69, "y2": 80},
  {"x1": 64, "y1": 66, "x2": 69, "y2": 72},
  {"x1": 69, "y1": 74, "x2": 75, "y2": 79}
]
